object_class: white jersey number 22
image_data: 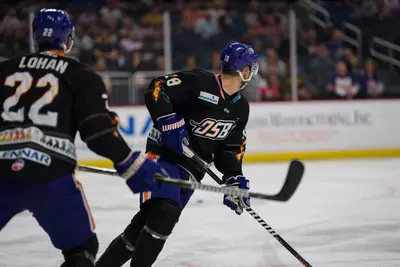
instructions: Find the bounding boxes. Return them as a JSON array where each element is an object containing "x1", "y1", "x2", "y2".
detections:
[{"x1": 1, "y1": 72, "x2": 59, "y2": 127}]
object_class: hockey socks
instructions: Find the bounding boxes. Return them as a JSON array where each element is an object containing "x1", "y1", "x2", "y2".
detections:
[
  {"x1": 129, "y1": 226, "x2": 168, "y2": 267},
  {"x1": 95, "y1": 233, "x2": 134, "y2": 267}
]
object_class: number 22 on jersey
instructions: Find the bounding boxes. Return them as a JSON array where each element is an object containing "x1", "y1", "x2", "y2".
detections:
[{"x1": 2, "y1": 72, "x2": 59, "y2": 127}]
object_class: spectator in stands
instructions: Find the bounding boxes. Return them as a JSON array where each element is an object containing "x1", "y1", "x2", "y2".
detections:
[
  {"x1": 186, "y1": 55, "x2": 197, "y2": 70},
  {"x1": 350, "y1": 5, "x2": 364, "y2": 21},
  {"x1": 260, "y1": 74, "x2": 282, "y2": 101},
  {"x1": 327, "y1": 28, "x2": 346, "y2": 61},
  {"x1": 259, "y1": 48, "x2": 286, "y2": 77},
  {"x1": 359, "y1": 58, "x2": 385, "y2": 98},
  {"x1": 208, "y1": 1, "x2": 228, "y2": 22},
  {"x1": 102, "y1": 74, "x2": 112, "y2": 94},
  {"x1": 0, "y1": 0, "x2": 397, "y2": 105},
  {"x1": 297, "y1": 28, "x2": 318, "y2": 57},
  {"x1": 211, "y1": 50, "x2": 220, "y2": 71},
  {"x1": 244, "y1": 0, "x2": 260, "y2": 26},
  {"x1": 283, "y1": 73, "x2": 311, "y2": 101},
  {"x1": 326, "y1": 61, "x2": 360, "y2": 99},
  {"x1": 325, "y1": 0, "x2": 353, "y2": 28},
  {"x1": 129, "y1": 51, "x2": 142, "y2": 71},
  {"x1": 142, "y1": 7, "x2": 162, "y2": 25},
  {"x1": 78, "y1": 6, "x2": 98, "y2": 25},
  {"x1": 384, "y1": 0, "x2": 400, "y2": 12},
  {"x1": 342, "y1": 48, "x2": 360, "y2": 73},
  {"x1": 0, "y1": 8, "x2": 21, "y2": 33},
  {"x1": 100, "y1": 0, "x2": 122, "y2": 25},
  {"x1": 242, "y1": 25, "x2": 269, "y2": 49},
  {"x1": 93, "y1": 30, "x2": 120, "y2": 69},
  {"x1": 136, "y1": 52, "x2": 156, "y2": 71},
  {"x1": 261, "y1": 12, "x2": 280, "y2": 38},
  {"x1": 194, "y1": 11, "x2": 217, "y2": 39},
  {"x1": 309, "y1": 43, "x2": 336, "y2": 92},
  {"x1": 119, "y1": 31, "x2": 143, "y2": 53},
  {"x1": 362, "y1": 0, "x2": 379, "y2": 17},
  {"x1": 79, "y1": 28, "x2": 95, "y2": 52},
  {"x1": 182, "y1": 5, "x2": 203, "y2": 29},
  {"x1": 94, "y1": 56, "x2": 108, "y2": 71},
  {"x1": 155, "y1": 55, "x2": 165, "y2": 71}
]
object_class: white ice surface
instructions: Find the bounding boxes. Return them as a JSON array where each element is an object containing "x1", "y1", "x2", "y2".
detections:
[{"x1": 1, "y1": 159, "x2": 400, "y2": 266}]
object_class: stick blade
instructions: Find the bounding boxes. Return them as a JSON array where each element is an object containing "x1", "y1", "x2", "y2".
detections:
[{"x1": 275, "y1": 160, "x2": 305, "y2": 201}]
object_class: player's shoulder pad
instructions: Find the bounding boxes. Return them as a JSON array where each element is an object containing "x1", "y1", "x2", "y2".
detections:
[
  {"x1": 158, "y1": 69, "x2": 214, "y2": 82},
  {"x1": 62, "y1": 61, "x2": 106, "y2": 95},
  {"x1": 150, "y1": 69, "x2": 215, "y2": 90},
  {"x1": 0, "y1": 54, "x2": 29, "y2": 69},
  {"x1": 64, "y1": 61, "x2": 103, "y2": 81},
  {"x1": 177, "y1": 69, "x2": 217, "y2": 90}
]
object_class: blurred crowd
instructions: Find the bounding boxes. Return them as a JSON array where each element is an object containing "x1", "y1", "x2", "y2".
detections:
[{"x1": 0, "y1": 0, "x2": 399, "y2": 104}]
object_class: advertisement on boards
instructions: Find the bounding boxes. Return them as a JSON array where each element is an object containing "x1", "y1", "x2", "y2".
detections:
[
  {"x1": 246, "y1": 101, "x2": 399, "y2": 153},
  {"x1": 76, "y1": 100, "x2": 400, "y2": 161}
]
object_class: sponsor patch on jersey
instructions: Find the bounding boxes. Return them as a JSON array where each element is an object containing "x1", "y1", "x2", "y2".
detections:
[
  {"x1": 1, "y1": 148, "x2": 52, "y2": 166},
  {"x1": 161, "y1": 118, "x2": 185, "y2": 132},
  {"x1": 11, "y1": 159, "x2": 25, "y2": 171},
  {"x1": 0, "y1": 127, "x2": 76, "y2": 161},
  {"x1": 198, "y1": 91, "x2": 219, "y2": 105}
]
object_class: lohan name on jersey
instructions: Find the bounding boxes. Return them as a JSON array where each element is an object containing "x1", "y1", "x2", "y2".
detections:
[{"x1": 18, "y1": 56, "x2": 69, "y2": 74}]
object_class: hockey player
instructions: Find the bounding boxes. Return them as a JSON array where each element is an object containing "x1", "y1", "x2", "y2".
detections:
[
  {"x1": 0, "y1": 9, "x2": 167, "y2": 267},
  {"x1": 96, "y1": 41, "x2": 259, "y2": 267}
]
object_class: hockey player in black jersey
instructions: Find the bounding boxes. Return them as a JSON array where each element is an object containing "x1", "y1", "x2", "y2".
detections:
[
  {"x1": 96, "y1": 41, "x2": 260, "y2": 267},
  {"x1": 0, "y1": 9, "x2": 167, "y2": 267}
]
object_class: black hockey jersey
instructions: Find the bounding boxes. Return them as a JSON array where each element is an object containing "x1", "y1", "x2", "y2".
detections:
[
  {"x1": 0, "y1": 52, "x2": 131, "y2": 182},
  {"x1": 144, "y1": 69, "x2": 249, "y2": 181}
]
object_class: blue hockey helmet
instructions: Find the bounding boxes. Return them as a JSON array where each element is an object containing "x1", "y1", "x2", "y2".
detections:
[
  {"x1": 32, "y1": 9, "x2": 74, "y2": 53},
  {"x1": 220, "y1": 41, "x2": 259, "y2": 85}
]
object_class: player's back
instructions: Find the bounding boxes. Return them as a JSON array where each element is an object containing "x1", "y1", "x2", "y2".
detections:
[{"x1": 0, "y1": 52, "x2": 87, "y2": 182}]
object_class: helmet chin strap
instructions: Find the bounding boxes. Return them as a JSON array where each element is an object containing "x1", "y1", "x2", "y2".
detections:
[
  {"x1": 236, "y1": 70, "x2": 253, "y2": 90},
  {"x1": 239, "y1": 81, "x2": 248, "y2": 90},
  {"x1": 63, "y1": 32, "x2": 75, "y2": 53},
  {"x1": 64, "y1": 39, "x2": 74, "y2": 53},
  {"x1": 236, "y1": 62, "x2": 259, "y2": 90}
]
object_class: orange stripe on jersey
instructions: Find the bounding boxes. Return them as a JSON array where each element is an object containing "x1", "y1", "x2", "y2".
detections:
[
  {"x1": 236, "y1": 152, "x2": 244, "y2": 160},
  {"x1": 147, "y1": 152, "x2": 158, "y2": 160},
  {"x1": 143, "y1": 191, "x2": 151, "y2": 202},
  {"x1": 152, "y1": 80, "x2": 163, "y2": 102},
  {"x1": 236, "y1": 140, "x2": 246, "y2": 161},
  {"x1": 73, "y1": 176, "x2": 96, "y2": 232}
]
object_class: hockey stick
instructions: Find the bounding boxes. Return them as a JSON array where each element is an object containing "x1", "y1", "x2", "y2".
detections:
[
  {"x1": 182, "y1": 145, "x2": 304, "y2": 201},
  {"x1": 76, "y1": 165, "x2": 294, "y2": 201},
  {"x1": 182, "y1": 145, "x2": 312, "y2": 267}
]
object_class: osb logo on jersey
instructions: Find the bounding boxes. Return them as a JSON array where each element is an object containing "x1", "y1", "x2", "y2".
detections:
[{"x1": 190, "y1": 118, "x2": 236, "y2": 140}]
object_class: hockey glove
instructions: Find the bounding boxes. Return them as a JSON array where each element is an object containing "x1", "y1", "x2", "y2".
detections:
[
  {"x1": 223, "y1": 176, "x2": 250, "y2": 215},
  {"x1": 157, "y1": 113, "x2": 189, "y2": 154},
  {"x1": 115, "y1": 151, "x2": 168, "y2": 193}
]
